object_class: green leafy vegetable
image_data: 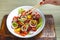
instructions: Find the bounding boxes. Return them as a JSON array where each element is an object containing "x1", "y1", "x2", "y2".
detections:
[
  {"x1": 12, "y1": 22, "x2": 18, "y2": 27},
  {"x1": 36, "y1": 18, "x2": 42, "y2": 29},
  {"x1": 18, "y1": 8, "x2": 25, "y2": 14}
]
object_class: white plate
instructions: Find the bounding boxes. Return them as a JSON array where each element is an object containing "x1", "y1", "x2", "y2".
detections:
[{"x1": 6, "y1": 6, "x2": 45, "y2": 38}]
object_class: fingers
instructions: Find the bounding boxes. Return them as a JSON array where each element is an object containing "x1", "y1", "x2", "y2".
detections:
[
  {"x1": 42, "y1": 0, "x2": 50, "y2": 4},
  {"x1": 39, "y1": 0, "x2": 47, "y2": 5},
  {"x1": 39, "y1": 2, "x2": 44, "y2": 5},
  {"x1": 42, "y1": 0, "x2": 57, "y2": 4},
  {"x1": 40, "y1": 0, "x2": 60, "y2": 5}
]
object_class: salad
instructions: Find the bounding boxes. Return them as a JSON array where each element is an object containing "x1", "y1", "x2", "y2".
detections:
[{"x1": 12, "y1": 8, "x2": 42, "y2": 36}]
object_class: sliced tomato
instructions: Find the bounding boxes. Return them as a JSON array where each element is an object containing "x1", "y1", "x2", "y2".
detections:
[
  {"x1": 20, "y1": 33, "x2": 26, "y2": 36},
  {"x1": 23, "y1": 31, "x2": 28, "y2": 35},
  {"x1": 21, "y1": 11, "x2": 26, "y2": 16},
  {"x1": 13, "y1": 16, "x2": 19, "y2": 22},
  {"x1": 17, "y1": 21, "x2": 24, "y2": 25},
  {"x1": 20, "y1": 31, "x2": 28, "y2": 36},
  {"x1": 31, "y1": 27, "x2": 36, "y2": 31}
]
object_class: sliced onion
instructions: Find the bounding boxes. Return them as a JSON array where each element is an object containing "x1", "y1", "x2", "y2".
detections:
[
  {"x1": 21, "y1": 24, "x2": 29, "y2": 31},
  {"x1": 29, "y1": 20, "x2": 37, "y2": 27}
]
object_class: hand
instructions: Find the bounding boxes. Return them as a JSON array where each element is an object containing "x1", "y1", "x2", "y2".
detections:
[{"x1": 40, "y1": 0, "x2": 60, "y2": 5}]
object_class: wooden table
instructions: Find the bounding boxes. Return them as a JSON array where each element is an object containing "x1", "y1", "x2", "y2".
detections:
[{"x1": 0, "y1": 15, "x2": 56, "y2": 40}]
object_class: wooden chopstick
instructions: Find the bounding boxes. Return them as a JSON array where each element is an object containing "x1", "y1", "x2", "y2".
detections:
[{"x1": 26, "y1": 2, "x2": 43, "y2": 14}]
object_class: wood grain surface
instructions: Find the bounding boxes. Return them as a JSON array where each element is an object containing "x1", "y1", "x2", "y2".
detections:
[{"x1": 0, "y1": 15, "x2": 56, "y2": 40}]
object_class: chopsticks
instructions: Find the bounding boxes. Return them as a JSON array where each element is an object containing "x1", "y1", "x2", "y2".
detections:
[{"x1": 26, "y1": 2, "x2": 43, "y2": 14}]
